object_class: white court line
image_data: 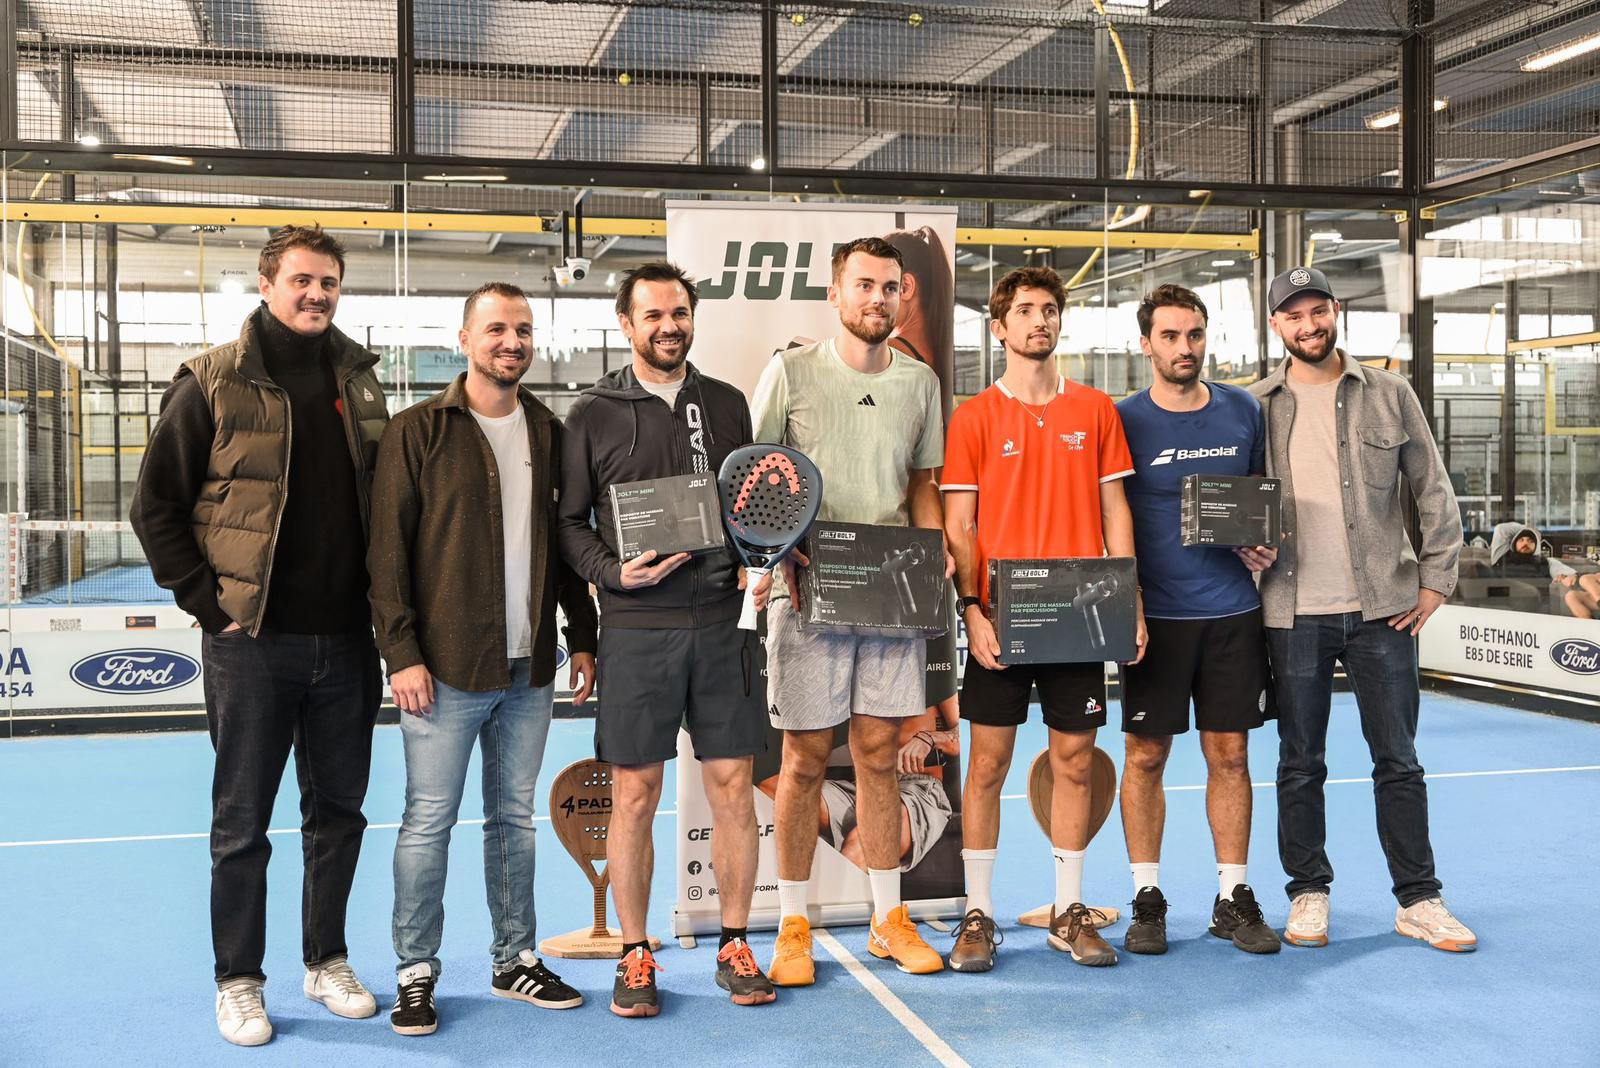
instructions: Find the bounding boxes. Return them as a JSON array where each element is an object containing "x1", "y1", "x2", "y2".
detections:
[
  {"x1": 813, "y1": 928, "x2": 970, "y2": 1068},
  {"x1": 5, "y1": 765, "x2": 1598, "y2": 850}
]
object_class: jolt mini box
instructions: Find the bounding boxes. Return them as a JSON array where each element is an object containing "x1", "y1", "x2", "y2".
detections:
[
  {"x1": 1179, "y1": 474, "x2": 1280, "y2": 548},
  {"x1": 794, "y1": 522, "x2": 949, "y2": 638},
  {"x1": 987, "y1": 557, "x2": 1138, "y2": 664},
  {"x1": 608, "y1": 473, "x2": 725, "y2": 561}
]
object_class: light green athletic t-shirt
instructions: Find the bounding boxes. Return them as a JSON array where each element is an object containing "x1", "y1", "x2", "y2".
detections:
[{"x1": 750, "y1": 337, "x2": 944, "y2": 526}]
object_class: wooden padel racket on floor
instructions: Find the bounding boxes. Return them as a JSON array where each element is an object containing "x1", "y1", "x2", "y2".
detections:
[
  {"x1": 1017, "y1": 746, "x2": 1123, "y2": 930},
  {"x1": 717, "y1": 443, "x2": 823, "y2": 630},
  {"x1": 538, "y1": 759, "x2": 660, "y2": 959}
]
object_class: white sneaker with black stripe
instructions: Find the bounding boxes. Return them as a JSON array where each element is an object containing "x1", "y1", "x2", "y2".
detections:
[{"x1": 491, "y1": 949, "x2": 584, "y2": 1009}]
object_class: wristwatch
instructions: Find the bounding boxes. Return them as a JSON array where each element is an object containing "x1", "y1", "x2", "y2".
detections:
[{"x1": 957, "y1": 595, "x2": 984, "y2": 614}]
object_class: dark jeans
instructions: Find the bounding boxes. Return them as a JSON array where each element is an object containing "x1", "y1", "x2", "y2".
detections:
[
  {"x1": 202, "y1": 627, "x2": 381, "y2": 985},
  {"x1": 1267, "y1": 612, "x2": 1442, "y2": 908}
]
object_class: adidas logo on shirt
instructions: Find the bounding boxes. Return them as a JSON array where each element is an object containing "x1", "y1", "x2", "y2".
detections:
[
  {"x1": 1149, "y1": 445, "x2": 1240, "y2": 466},
  {"x1": 857, "y1": 395, "x2": 877, "y2": 407}
]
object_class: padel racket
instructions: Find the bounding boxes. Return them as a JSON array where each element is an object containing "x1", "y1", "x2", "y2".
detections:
[{"x1": 717, "y1": 444, "x2": 823, "y2": 631}]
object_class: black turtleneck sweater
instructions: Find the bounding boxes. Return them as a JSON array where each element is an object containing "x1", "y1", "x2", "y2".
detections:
[{"x1": 130, "y1": 305, "x2": 370, "y2": 634}]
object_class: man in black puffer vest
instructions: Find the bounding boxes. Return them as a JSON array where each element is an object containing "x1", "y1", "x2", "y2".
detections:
[{"x1": 130, "y1": 225, "x2": 388, "y2": 1047}]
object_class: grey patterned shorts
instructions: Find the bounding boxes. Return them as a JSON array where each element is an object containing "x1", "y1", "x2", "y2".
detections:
[{"x1": 765, "y1": 597, "x2": 927, "y2": 729}]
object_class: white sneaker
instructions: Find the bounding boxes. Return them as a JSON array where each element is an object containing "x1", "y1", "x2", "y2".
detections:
[
  {"x1": 1396, "y1": 896, "x2": 1477, "y2": 953},
  {"x1": 216, "y1": 980, "x2": 273, "y2": 1046},
  {"x1": 304, "y1": 956, "x2": 379, "y2": 1019},
  {"x1": 1284, "y1": 891, "x2": 1330, "y2": 947}
]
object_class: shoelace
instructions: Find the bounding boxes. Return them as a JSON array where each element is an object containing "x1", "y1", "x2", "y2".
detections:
[
  {"x1": 717, "y1": 939, "x2": 761, "y2": 977},
  {"x1": 319, "y1": 961, "x2": 366, "y2": 998},
  {"x1": 775, "y1": 924, "x2": 812, "y2": 956},
  {"x1": 1131, "y1": 897, "x2": 1166, "y2": 926},
  {"x1": 951, "y1": 910, "x2": 1003, "y2": 949},
  {"x1": 528, "y1": 960, "x2": 565, "y2": 987},
  {"x1": 620, "y1": 950, "x2": 663, "y2": 990},
  {"x1": 398, "y1": 978, "x2": 433, "y2": 1009},
  {"x1": 221, "y1": 984, "x2": 266, "y2": 1021},
  {"x1": 1054, "y1": 902, "x2": 1094, "y2": 940},
  {"x1": 1230, "y1": 895, "x2": 1266, "y2": 926}
]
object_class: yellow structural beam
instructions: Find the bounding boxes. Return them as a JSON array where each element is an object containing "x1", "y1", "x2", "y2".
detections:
[
  {"x1": 958, "y1": 227, "x2": 1256, "y2": 251},
  {"x1": 1508, "y1": 330, "x2": 1600, "y2": 354}
]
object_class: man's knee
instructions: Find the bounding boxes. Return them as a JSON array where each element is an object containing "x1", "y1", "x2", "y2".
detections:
[
  {"x1": 780, "y1": 732, "x2": 832, "y2": 789},
  {"x1": 1201, "y1": 732, "x2": 1250, "y2": 777},
  {"x1": 1123, "y1": 737, "x2": 1170, "y2": 779},
  {"x1": 966, "y1": 750, "x2": 1010, "y2": 793},
  {"x1": 612, "y1": 766, "x2": 664, "y2": 819}
]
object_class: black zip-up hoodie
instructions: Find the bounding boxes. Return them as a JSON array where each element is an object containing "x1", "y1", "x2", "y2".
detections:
[{"x1": 558, "y1": 361, "x2": 752, "y2": 628}]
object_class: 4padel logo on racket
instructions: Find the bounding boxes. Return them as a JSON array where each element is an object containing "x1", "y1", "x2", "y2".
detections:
[
  {"x1": 1550, "y1": 639, "x2": 1600, "y2": 675},
  {"x1": 70, "y1": 649, "x2": 201, "y2": 694}
]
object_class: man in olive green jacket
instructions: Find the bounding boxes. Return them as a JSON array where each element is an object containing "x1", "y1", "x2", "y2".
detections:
[{"x1": 131, "y1": 225, "x2": 388, "y2": 1047}]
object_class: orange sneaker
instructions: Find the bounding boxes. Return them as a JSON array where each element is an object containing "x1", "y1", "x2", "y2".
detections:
[
  {"x1": 868, "y1": 905, "x2": 944, "y2": 974},
  {"x1": 767, "y1": 916, "x2": 815, "y2": 987}
]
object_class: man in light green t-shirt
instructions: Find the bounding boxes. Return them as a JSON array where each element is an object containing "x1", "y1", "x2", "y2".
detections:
[{"x1": 750, "y1": 236, "x2": 950, "y2": 985}]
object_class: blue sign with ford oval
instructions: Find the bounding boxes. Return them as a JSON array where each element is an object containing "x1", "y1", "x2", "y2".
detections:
[
  {"x1": 70, "y1": 648, "x2": 202, "y2": 694},
  {"x1": 1549, "y1": 638, "x2": 1600, "y2": 676}
]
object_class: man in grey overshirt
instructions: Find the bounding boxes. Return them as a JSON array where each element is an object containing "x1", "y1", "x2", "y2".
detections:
[{"x1": 1249, "y1": 267, "x2": 1475, "y2": 954}]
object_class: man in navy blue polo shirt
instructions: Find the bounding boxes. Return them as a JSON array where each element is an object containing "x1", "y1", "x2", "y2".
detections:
[{"x1": 1114, "y1": 283, "x2": 1281, "y2": 957}]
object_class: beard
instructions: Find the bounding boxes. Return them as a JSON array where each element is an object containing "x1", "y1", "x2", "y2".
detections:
[
  {"x1": 1283, "y1": 322, "x2": 1339, "y2": 364},
  {"x1": 472, "y1": 349, "x2": 530, "y2": 386},
  {"x1": 842, "y1": 305, "x2": 896, "y2": 346},
  {"x1": 634, "y1": 330, "x2": 691, "y2": 374},
  {"x1": 1153, "y1": 355, "x2": 1201, "y2": 385},
  {"x1": 1007, "y1": 334, "x2": 1057, "y2": 363}
]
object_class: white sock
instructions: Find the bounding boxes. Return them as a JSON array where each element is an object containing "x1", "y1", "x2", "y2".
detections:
[
  {"x1": 961, "y1": 849, "x2": 998, "y2": 918},
  {"x1": 868, "y1": 867, "x2": 902, "y2": 920},
  {"x1": 778, "y1": 878, "x2": 809, "y2": 921},
  {"x1": 1052, "y1": 848, "x2": 1086, "y2": 912},
  {"x1": 1218, "y1": 863, "x2": 1248, "y2": 901},
  {"x1": 1131, "y1": 862, "x2": 1160, "y2": 897}
]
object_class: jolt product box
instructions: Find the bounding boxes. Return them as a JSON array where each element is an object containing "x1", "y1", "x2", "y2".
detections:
[
  {"x1": 794, "y1": 522, "x2": 949, "y2": 638},
  {"x1": 987, "y1": 557, "x2": 1138, "y2": 664},
  {"x1": 608, "y1": 473, "x2": 724, "y2": 561},
  {"x1": 1179, "y1": 474, "x2": 1280, "y2": 548}
]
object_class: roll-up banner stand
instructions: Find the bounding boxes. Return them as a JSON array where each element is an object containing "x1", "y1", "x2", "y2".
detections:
[{"x1": 665, "y1": 202, "x2": 962, "y2": 940}]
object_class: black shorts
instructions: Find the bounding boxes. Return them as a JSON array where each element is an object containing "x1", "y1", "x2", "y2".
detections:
[
  {"x1": 1119, "y1": 608, "x2": 1273, "y2": 737},
  {"x1": 960, "y1": 658, "x2": 1107, "y2": 733},
  {"x1": 594, "y1": 617, "x2": 767, "y2": 766}
]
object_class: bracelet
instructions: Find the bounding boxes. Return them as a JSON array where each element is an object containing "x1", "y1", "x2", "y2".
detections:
[{"x1": 914, "y1": 730, "x2": 937, "y2": 749}]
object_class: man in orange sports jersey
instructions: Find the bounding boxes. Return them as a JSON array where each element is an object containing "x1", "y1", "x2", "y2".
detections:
[{"x1": 941, "y1": 266, "x2": 1145, "y2": 973}]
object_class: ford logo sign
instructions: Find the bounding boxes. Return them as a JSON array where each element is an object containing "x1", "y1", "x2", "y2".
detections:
[
  {"x1": 1550, "y1": 638, "x2": 1600, "y2": 676},
  {"x1": 555, "y1": 644, "x2": 569, "y2": 670},
  {"x1": 70, "y1": 648, "x2": 202, "y2": 694}
]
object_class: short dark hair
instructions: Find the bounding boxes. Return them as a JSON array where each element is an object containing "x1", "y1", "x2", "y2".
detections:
[
  {"x1": 988, "y1": 266, "x2": 1065, "y2": 322},
  {"x1": 462, "y1": 281, "x2": 529, "y2": 326},
  {"x1": 615, "y1": 261, "x2": 699, "y2": 319},
  {"x1": 258, "y1": 225, "x2": 346, "y2": 282},
  {"x1": 1136, "y1": 283, "x2": 1209, "y2": 338},
  {"x1": 830, "y1": 236, "x2": 904, "y2": 282}
]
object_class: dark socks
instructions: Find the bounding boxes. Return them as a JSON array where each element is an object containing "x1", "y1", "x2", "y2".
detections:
[
  {"x1": 719, "y1": 927, "x2": 747, "y2": 949},
  {"x1": 622, "y1": 940, "x2": 650, "y2": 956}
]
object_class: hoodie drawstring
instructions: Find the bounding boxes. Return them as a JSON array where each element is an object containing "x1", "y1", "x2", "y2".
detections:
[{"x1": 627, "y1": 403, "x2": 638, "y2": 457}]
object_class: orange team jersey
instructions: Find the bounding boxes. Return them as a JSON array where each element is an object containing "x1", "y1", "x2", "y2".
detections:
[{"x1": 941, "y1": 376, "x2": 1134, "y2": 605}]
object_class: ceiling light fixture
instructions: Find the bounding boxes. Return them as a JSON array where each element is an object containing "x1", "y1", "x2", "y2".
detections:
[
  {"x1": 750, "y1": 155, "x2": 768, "y2": 171},
  {"x1": 1365, "y1": 98, "x2": 1447, "y2": 130},
  {"x1": 77, "y1": 133, "x2": 101, "y2": 148},
  {"x1": 1521, "y1": 31, "x2": 1600, "y2": 72},
  {"x1": 1309, "y1": 230, "x2": 1344, "y2": 243},
  {"x1": 112, "y1": 153, "x2": 193, "y2": 166},
  {"x1": 422, "y1": 173, "x2": 508, "y2": 182},
  {"x1": 1211, "y1": 259, "x2": 1236, "y2": 267}
]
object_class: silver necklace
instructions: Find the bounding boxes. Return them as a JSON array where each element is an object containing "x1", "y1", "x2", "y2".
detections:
[{"x1": 1012, "y1": 394, "x2": 1050, "y2": 427}]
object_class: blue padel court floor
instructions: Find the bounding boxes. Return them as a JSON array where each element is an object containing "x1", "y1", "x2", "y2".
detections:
[{"x1": 3, "y1": 692, "x2": 1598, "y2": 1067}]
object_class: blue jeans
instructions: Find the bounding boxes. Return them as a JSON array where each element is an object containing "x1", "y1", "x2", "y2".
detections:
[
  {"x1": 1267, "y1": 613, "x2": 1442, "y2": 908},
  {"x1": 392, "y1": 660, "x2": 554, "y2": 974}
]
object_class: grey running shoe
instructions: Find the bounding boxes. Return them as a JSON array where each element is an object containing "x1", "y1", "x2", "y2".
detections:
[
  {"x1": 1047, "y1": 903, "x2": 1119, "y2": 967},
  {"x1": 948, "y1": 909, "x2": 1002, "y2": 972},
  {"x1": 1124, "y1": 886, "x2": 1169, "y2": 955},
  {"x1": 715, "y1": 938, "x2": 777, "y2": 1006},
  {"x1": 1210, "y1": 885, "x2": 1282, "y2": 954},
  {"x1": 610, "y1": 947, "x2": 662, "y2": 1018}
]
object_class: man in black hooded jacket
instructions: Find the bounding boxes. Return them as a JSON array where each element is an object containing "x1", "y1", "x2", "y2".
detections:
[{"x1": 558, "y1": 262, "x2": 774, "y2": 1016}]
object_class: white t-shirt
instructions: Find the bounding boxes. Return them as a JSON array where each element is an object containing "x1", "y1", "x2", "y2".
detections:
[
  {"x1": 470, "y1": 404, "x2": 533, "y2": 658},
  {"x1": 638, "y1": 375, "x2": 685, "y2": 410}
]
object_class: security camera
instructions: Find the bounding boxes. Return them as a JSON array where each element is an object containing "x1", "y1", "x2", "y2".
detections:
[{"x1": 565, "y1": 256, "x2": 591, "y2": 282}]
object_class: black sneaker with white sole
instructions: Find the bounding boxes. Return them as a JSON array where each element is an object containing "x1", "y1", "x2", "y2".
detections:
[
  {"x1": 1124, "y1": 886, "x2": 1169, "y2": 955},
  {"x1": 492, "y1": 949, "x2": 585, "y2": 1009},
  {"x1": 1210, "y1": 884, "x2": 1282, "y2": 954},
  {"x1": 391, "y1": 964, "x2": 438, "y2": 1037}
]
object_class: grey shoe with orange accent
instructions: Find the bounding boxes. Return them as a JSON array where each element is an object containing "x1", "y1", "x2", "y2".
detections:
[
  {"x1": 716, "y1": 938, "x2": 777, "y2": 1005},
  {"x1": 1047, "y1": 903, "x2": 1119, "y2": 967},
  {"x1": 610, "y1": 947, "x2": 663, "y2": 1017},
  {"x1": 1395, "y1": 897, "x2": 1477, "y2": 952}
]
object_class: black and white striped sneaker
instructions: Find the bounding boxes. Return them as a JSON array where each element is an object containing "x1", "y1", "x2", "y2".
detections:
[
  {"x1": 391, "y1": 964, "x2": 437, "y2": 1037},
  {"x1": 491, "y1": 949, "x2": 584, "y2": 1009}
]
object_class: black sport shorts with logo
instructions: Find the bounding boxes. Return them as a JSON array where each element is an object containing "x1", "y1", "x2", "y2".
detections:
[
  {"x1": 960, "y1": 658, "x2": 1108, "y2": 733},
  {"x1": 1119, "y1": 607, "x2": 1274, "y2": 736},
  {"x1": 594, "y1": 617, "x2": 767, "y2": 766}
]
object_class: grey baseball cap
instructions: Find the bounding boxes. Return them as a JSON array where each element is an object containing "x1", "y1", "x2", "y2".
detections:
[{"x1": 1267, "y1": 266, "x2": 1337, "y2": 313}]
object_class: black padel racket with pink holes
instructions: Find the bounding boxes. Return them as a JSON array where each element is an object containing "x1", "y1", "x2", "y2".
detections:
[{"x1": 717, "y1": 444, "x2": 824, "y2": 631}]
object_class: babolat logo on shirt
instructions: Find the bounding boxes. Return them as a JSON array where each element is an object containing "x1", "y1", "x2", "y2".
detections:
[
  {"x1": 1149, "y1": 445, "x2": 1241, "y2": 466},
  {"x1": 696, "y1": 241, "x2": 833, "y2": 301},
  {"x1": 70, "y1": 649, "x2": 200, "y2": 694}
]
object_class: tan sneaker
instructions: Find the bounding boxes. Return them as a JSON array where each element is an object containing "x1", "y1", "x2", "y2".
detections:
[
  {"x1": 1395, "y1": 897, "x2": 1477, "y2": 953},
  {"x1": 868, "y1": 905, "x2": 945, "y2": 974},
  {"x1": 1284, "y1": 891, "x2": 1330, "y2": 948},
  {"x1": 1047, "y1": 903, "x2": 1119, "y2": 967},
  {"x1": 948, "y1": 908, "x2": 1002, "y2": 973},
  {"x1": 767, "y1": 915, "x2": 816, "y2": 987}
]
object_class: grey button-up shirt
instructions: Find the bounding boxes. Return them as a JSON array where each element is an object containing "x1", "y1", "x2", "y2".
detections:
[{"x1": 1248, "y1": 353, "x2": 1462, "y2": 629}]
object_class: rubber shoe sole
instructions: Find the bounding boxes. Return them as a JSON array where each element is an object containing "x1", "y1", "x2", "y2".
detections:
[
  {"x1": 867, "y1": 939, "x2": 945, "y2": 974},
  {"x1": 1210, "y1": 927, "x2": 1283, "y2": 954},
  {"x1": 767, "y1": 957, "x2": 815, "y2": 987},
  {"x1": 390, "y1": 1019, "x2": 437, "y2": 1037},
  {"x1": 304, "y1": 980, "x2": 377, "y2": 1020},
  {"x1": 1282, "y1": 929, "x2": 1327, "y2": 948},
  {"x1": 947, "y1": 954, "x2": 993, "y2": 973},
  {"x1": 1046, "y1": 932, "x2": 1119, "y2": 967},
  {"x1": 715, "y1": 974, "x2": 777, "y2": 1006},
  {"x1": 1395, "y1": 920, "x2": 1477, "y2": 953},
  {"x1": 609, "y1": 999, "x2": 660, "y2": 1018},
  {"x1": 491, "y1": 986, "x2": 584, "y2": 1010}
]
